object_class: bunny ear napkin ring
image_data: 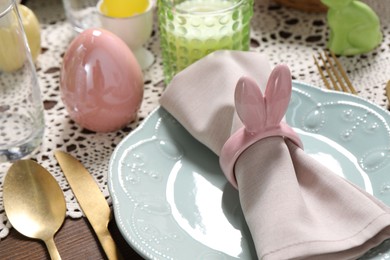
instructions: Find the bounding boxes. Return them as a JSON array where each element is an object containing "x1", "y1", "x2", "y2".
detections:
[{"x1": 220, "y1": 64, "x2": 303, "y2": 189}]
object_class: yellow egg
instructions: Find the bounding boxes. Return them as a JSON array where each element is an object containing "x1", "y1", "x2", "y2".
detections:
[
  {"x1": 100, "y1": 0, "x2": 149, "y2": 18},
  {"x1": 0, "y1": 4, "x2": 41, "y2": 72},
  {"x1": 18, "y1": 4, "x2": 41, "y2": 62},
  {"x1": 0, "y1": 23, "x2": 26, "y2": 72}
]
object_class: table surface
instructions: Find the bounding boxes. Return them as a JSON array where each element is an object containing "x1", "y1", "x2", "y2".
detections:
[
  {"x1": 0, "y1": 215, "x2": 143, "y2": 259},
  {"x1": 1, "y1": 0, "x2": 390, "y2": 259}
]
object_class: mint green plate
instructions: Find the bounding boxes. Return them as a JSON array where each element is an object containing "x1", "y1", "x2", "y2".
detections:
[{"x1": 109, "y1": 81, "x2": 390, "y2": 259}]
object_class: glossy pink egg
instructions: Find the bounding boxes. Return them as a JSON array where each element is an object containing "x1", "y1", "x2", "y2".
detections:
[{"x1": 60, "y1": 28, "x2": 143, "y2": 132}]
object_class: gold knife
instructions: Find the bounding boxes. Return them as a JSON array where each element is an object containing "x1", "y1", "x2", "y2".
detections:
[{"x1": 54, "y1": 150, "x2": 122, "y2": 260}]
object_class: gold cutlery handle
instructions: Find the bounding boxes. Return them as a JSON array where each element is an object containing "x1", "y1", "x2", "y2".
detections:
[
  {"x1": 97, "y1": 227, "x2": 122, "y2": 260},
  {"x1": 44, "y1": 237, "x2": 61, "y2": 260}
]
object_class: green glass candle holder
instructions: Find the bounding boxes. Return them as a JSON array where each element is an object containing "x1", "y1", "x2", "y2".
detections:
[{"x1": 158, "y1": 0, "x2": 254, "y2": 84}]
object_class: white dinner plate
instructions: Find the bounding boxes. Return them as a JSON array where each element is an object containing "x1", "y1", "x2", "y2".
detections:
[{"x1": 109, "y1": 81, "x2": 390, "y2": 259}]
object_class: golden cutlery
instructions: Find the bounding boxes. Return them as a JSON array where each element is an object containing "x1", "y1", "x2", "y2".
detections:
[
  {"x1": 313, "y1": 51, "x2": 357, "y2": 94},
  {"x1": 386, "y1": 80, "x2": 390, "y2": 106},
  {"x1": 54, "y1": 150, "x2": 122, "y2": 260},
  {"x1": 3, "y1": 160, "x2": 65, "y2": 260}
]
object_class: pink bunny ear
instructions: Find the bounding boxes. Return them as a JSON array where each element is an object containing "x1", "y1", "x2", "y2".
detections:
[
  {"x1": 264, "y1": 64, "x2": 292, "y2": 126},
  {"x1": 235, "y1": 76, "x2": 266, "y2": 133},
  {"x1": 220, "y1": 64, "x2": 302, "y2": 189}
]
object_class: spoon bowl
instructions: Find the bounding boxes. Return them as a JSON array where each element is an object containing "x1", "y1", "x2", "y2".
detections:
[{"x1": 3, "y1": 160, "x2": 66, "y2": 260}]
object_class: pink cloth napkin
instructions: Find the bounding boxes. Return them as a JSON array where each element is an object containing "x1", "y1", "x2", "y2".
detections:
[{"x1": 159, "y1": 50, "x2": 390, "y2": 259}]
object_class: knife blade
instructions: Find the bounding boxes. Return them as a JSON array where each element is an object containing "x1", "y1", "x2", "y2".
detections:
[{"x1": 54, "y1": 150, "x2": 122, "y2": 260}]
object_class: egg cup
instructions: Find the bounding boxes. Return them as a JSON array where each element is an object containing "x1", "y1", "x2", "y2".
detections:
[{"x1": 97, "y1": 0, "x2": 154, "y2": 70}]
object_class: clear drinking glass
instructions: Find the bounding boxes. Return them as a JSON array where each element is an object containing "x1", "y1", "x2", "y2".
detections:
[
  {"x1": 158, "y1": 0, "x2": 254, "y2": 83},
  {"x1": 62, "y1": 0, "x2": 101, "y2": 33},
  {"x1": 0, "y1": 0, "x2": 44, "y2": 162}
]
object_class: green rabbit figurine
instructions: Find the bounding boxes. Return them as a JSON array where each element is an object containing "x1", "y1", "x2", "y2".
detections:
[{"x1": 321, "y1": 0, "x2": 382, "y2": 55}]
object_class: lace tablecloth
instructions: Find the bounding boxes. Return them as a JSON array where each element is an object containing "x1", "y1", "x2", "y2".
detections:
[{"x1": 1, "y1": 0, "x2": 389, "y2": 239}]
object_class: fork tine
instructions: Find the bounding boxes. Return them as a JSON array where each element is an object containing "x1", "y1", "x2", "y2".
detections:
[
  {"x1": 324, "y1": 52, "x2": 348, "y2": 93},
  {"x1": 319, "y1": 52, "x2": 341, "y2": 92},
  {"x1": 329, "y1": 52, "x2": 357, "y2": 94},
  {"x1": 314, "y1": 51, "x2": 357, "y2": 94},
  {"x1": 313, "y1": 54, "x2": 332, "y2": 91}
]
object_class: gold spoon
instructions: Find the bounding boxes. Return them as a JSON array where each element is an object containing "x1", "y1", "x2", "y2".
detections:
[{"x1": 3, "y1": 160, "x2": 66, "y2": 260}]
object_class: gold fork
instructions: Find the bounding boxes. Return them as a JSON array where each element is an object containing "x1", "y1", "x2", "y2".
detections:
[
  {"x1": 386, "y1": 80, "x2": 390, "y2": 107},
  {"x1": 313, "y1": 51, "x2": 357, "y2": 94}
]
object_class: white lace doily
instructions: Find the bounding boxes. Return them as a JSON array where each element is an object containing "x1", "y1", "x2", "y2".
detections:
[{"x1": 1, "y1": 0, "x2": 389, "y2": 239}]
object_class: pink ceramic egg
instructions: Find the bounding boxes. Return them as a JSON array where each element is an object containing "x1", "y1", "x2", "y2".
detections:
[{"x1": 60, "y1": 28, "x2": 143, "y2": 132}]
